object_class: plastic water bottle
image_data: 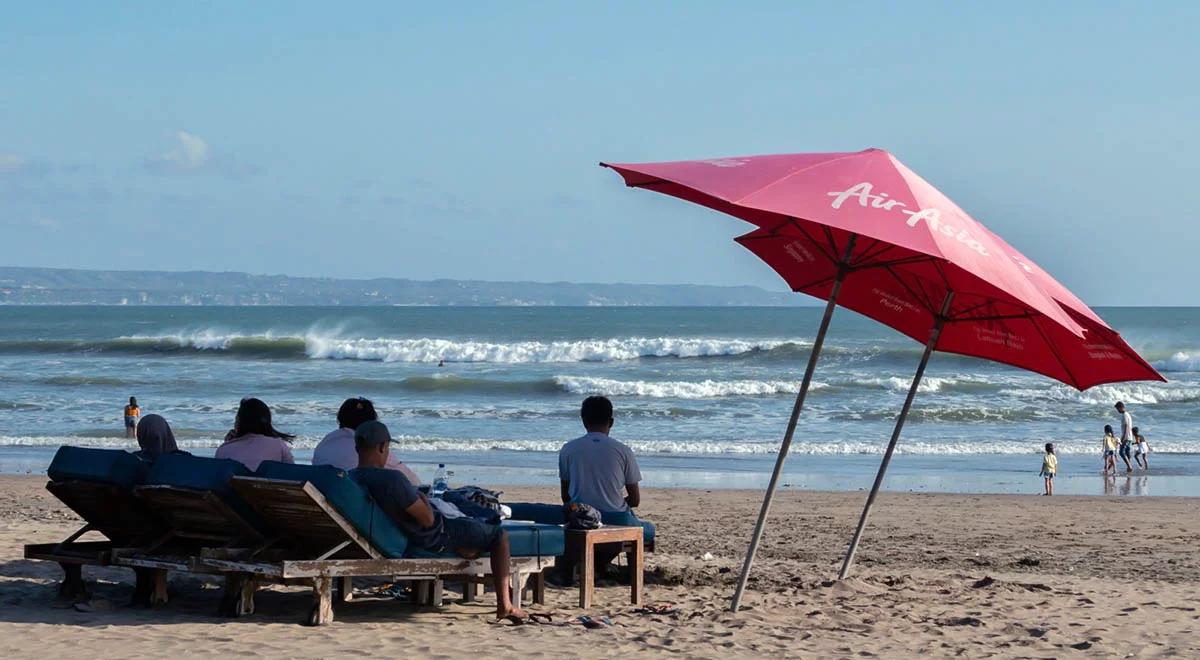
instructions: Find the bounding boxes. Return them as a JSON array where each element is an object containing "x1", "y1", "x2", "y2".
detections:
[{"x1": 432, "y1": 463, "x2": 449, "y2": 497}]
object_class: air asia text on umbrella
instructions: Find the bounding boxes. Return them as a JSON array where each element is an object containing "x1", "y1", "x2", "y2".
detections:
[{"x1": 827, "y1": 183, "x2": 989, "y2": 256}]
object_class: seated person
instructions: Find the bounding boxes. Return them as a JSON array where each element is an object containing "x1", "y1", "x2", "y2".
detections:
[
  {"x1": 558, "y1": 396, "x2": 647, "y2": 576},
  {"x1": 313, "y1": 397, "x2": 420, "y2": 485},
  {"x1": 134, "y1": 414, "x2": 189, "y2": 462},
  {"x1": 215, "y1": 397, "x2": 295, "y2": 471},
  {"x1": 350, "y1": 420, "x2": 525, "y2": 622},
  {"x1": 560, "y1": 395, "x2": 643, "y2": 514}
]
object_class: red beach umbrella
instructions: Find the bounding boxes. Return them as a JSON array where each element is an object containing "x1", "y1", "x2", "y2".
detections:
[{"x1": 601, "y1": 149, "x2": 1164, "y2": 611}]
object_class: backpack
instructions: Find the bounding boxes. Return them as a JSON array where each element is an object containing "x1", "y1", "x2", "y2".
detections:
[{"x1": 565, "y1": 502, "x2": 603, "y2": 530}]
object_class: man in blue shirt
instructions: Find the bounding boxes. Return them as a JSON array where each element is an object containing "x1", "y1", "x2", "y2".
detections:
[{"x1": 350, "y1": 420, "x2": 526, "y2": 622}]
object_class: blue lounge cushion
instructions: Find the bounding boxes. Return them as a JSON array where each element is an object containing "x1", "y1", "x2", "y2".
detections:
[
  {"x1": 405, "y1": 521, "x2": 565, "y2": 559},
  {"x1": 507, "y1": 502, "x2": 655, "y2": 543},
  {"x1": 47, "y1": 446, "x2": 147, "y2": 489},
  {"x1": 145, "y1": 453, "x2": 263, "y2": 527},
  {"x1": 503, "y1": 521, "x2": 565, "y2": 557},
  {"x1": 256, "y1": 461, "x2": 410, "y2": 558},
  {"x1": 507, "y1": 502, "x2": 566, "y2": 525}
]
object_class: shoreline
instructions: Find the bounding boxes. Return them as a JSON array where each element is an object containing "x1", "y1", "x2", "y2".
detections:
[{"x1": 2, "y1": 447, "x2": 1195, "y2": 497}]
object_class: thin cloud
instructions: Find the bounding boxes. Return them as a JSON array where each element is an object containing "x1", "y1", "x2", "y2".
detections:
[
  {"x1": 145, "y1": 131, "x2": 258, "y2": 178},
  {"x1": 0, "y1": 153, "x2": 50, "y2": 177},
  {"x1": 146, "y1": 131, "x2": 210, "y2": 173}
]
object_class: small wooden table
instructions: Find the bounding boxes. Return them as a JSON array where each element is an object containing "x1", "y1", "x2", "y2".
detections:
[{"x1": 565, "y1": 526, "x2": 644, "y2": 609}]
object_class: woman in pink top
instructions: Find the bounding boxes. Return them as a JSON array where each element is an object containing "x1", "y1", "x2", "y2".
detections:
[{"x1": 215, "y1": 397, "x2": 295, "y2": 471}]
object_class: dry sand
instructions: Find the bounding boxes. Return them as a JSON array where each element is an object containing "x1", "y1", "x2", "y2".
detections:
[{"x1": 2, "y1": 474, "x2": 1198, "y2": 658}]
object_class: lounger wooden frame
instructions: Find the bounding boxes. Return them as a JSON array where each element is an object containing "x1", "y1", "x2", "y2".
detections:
[
  {"x1": 24, "y1": 480, "x2": 166, "y2": 601},
  {"x1": 186, "y1": 476, "x2": 554, "y2": 625}
]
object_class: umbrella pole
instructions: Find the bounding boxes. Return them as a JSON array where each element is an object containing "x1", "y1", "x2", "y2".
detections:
[
  {"x1": 729, "y1": 237, "x2": 857, "y2": 613},
  {"x1": 838, "y1": 291, "x2": 954, "y2": 580}
]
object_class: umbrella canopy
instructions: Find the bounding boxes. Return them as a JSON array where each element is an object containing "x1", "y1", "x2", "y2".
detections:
[
  {"x1": 734, "y1": 222, "x2": 1163, "y2": 389},
  {"x1": 601, "y1": 148, "x2": 1164, "y2": 612},
  {"x1": 603, "y1": 149, "x2": 1085, "y2": 340}
]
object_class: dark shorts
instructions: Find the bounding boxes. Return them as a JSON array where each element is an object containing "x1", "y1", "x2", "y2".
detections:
[
  {"x1": 443, "y1": 517, "x2": 502, "y2": 553},
  {"x1": 1119, "y1": 443, "x2": 1132, "y2": 458},
  {"x1": 124, "y1": 416, "x2": 137, "y2": 428},
  {"x1": 1044, "y1": 473, "x2": 1054, "y2": 480},
  {"x1": 1104, "y1": 450, "x2": 1115, "y2": 458}
]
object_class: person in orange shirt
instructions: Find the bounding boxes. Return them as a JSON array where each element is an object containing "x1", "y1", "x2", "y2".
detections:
[{"x1": 123, "y1": 396, "x2": 140, "y2": 438}]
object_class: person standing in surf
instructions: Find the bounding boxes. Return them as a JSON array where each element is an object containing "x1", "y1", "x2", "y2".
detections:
[
  {"x1": 123, "y1": 396, "x2": 140, "y2": 438},
  {"x1": 1102, "y1": 425, "x2": 1119, "y2": 475},
  {"x1": 1115, "y1": 402, "x2": 1135, "y2": 474},
  {"x1": 1039, "y1": 442, "x2": 1057, "y2": 496},
  {"x1": 1133, "y1": 426, "x2": 1150, "y2": 470}
]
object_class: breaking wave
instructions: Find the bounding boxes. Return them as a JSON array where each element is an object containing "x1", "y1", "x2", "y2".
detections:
[{"x1": 0, "y1": 332, "x2": 805, "y2": 363}]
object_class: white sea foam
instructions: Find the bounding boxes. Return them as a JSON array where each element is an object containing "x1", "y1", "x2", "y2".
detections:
[
  {"x1": 554, "y1": 376, "x2": 820, "y2": 398},
  {"x1": 1157, "y1": 351, "x2": 1200, "y2": 373},
  {"x1": 6, "y1": 435, "x2": 1200, "y2": 456},
  {"x1": 1003, "y1": 382, "x2": 1200, "y2": 406},
  {"x1": 118, "y1": 330, "x2": 800, "y2": 363},
  {"x1": 852, "y1": 374, "x2": 991, "y2": 393},
  {"x1": 308, "y1": 336, "x2": 798, "y2": 363}
]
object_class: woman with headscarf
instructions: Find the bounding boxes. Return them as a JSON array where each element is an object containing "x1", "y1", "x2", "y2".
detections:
[
  {"x1": 134, "y1": 414, "x2": 185, "y2": 462},
  {"x1": 215, "y1": 397, "x2": 295, "y2": 471}
]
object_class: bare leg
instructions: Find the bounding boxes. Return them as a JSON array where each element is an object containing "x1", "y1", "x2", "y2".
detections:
[
  {"x1": 1048, "y1": 477, "x2": 1053, "y2": 496},
  {"x1": 488, "y1": 532, "x2": 525, "y2": 620}
]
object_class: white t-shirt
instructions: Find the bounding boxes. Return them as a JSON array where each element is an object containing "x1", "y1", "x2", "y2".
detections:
[
  {"x1": 1120, "y1": 411, "x2": 1133, "y2": 443},
  {"x1": 558, "y1": 432, "x2": 642, "y2": 513},
  {"x1": 312, "y1": 427, "x2": 421, "y2": 486}
]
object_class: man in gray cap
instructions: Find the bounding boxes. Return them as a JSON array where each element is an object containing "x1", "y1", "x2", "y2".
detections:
[{"x1": 350, "y1": 420, "x2": 527, "y2": 622}]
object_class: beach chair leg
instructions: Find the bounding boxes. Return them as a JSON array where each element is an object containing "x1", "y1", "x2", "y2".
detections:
[
  {"x1": 58, "y1": 563, "x2": 88, "y2": 600},
  {"x1": 237, "y1": 576, "x2": 256, "y2": 616},
  {"x1": 510, "y1": 571, "x2": 523, "y2": 611},
  {"x1": 219, "y1": 573, "x2": 255, "y2": 617},
  {"x1": 336, "y1": 577, "x2": 353, "y2": 603},
  {"x1": 308, "y1": 576, "x2": 334, "y2": 626},
  {"x1": 580, "y1": 542, "x2": 595, "y2": 609},
  {"x1": 532, "y1": 569, "x2": 546, "y2": 605},
  {"x1": 415, "y1": 580, "x2": 430, "y2": 605},
  {"x1": 150, "y1": 568, "x2": 169, "y2": 606},
  {"x1": 629, "y1": 540, "x2": 644, "y2": 606},
  {"x1": 431, "y1": 579, "x2": 444, "y2": 608},
  {"x1": 462, "y1": 575, "x2": 482, "y2": 602}
]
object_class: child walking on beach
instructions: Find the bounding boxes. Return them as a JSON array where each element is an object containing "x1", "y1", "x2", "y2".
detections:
[
  {"x1": 1133, "y1": 426, "x2": 1150, "y2": 470},
  {"x1": 1040, "y1": 442, "x2": 1057, "y2": 496},
  {"x1": 1102, "y1": 425, "x2": 1118, "y2": 475}
]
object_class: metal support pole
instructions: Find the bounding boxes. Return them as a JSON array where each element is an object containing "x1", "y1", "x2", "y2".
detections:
[
  {"x1": 729, "y1": 235, "x2": 857, "y2": 613},
  {"x1": 838, "y1": 291, "x2": 954, "y2": 580}
]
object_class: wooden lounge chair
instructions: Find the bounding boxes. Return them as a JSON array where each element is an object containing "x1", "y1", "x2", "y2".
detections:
[
  {"x1": 108, "y1": 453, "x2": 275, "y2": 611},
  {"x1": 190, "y1": 471, "x2": 561, "y2": 625},
  {"x1": 24, "y1": 447, "x2": 163, "y2": 600}
]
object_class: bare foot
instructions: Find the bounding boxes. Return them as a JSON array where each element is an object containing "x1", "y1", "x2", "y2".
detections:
[{"x1": 496, "y1": 607, "x2": 529, "y2": 623}]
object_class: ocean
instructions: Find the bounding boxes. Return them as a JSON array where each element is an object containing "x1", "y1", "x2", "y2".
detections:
[{"x1": 2, "y1": 306, "x2": 1197, "y2": 495}]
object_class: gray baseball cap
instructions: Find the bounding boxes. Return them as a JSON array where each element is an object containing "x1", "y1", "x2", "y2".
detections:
[{"x1": 354, "y1": 420, "x2": 395, "y2": 448}]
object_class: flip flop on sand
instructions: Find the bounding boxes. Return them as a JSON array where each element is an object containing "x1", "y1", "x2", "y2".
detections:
[
  {"x1": 577, "y1": 615, "x2": 613, "y2": 629},
  {"x1": 492, "y1": 611, "x2": 556, "y2": 626},
  {"x1": 633, "y1": 603, "x2": 680, "y2": 615}
]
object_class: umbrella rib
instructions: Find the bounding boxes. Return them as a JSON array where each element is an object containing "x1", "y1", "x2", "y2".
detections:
[
  {"x1": 821, "y1": 225, "x2": 840, "y2": 257},
  {"x1": 853, "y1": 255, "x2": 935, "y2": 271},
  {"x1": 792, "y1": 220, "x2": 838, "y2": 264},
  {"x1": 1029, "y1": 315, "x2": 1083, "y2": 390},
  {"x1": 851, "y1": 237, "x2": 885, "y2": 266},
  {"x1": 789, "y1": 273, "x2": 838, "y2": 293},
  {"x1": 883, "y1": 264, "x2": 937, "y2": 316},
  {"x1": 854, "y1": 242, "x2": 900, "y2": 267}
]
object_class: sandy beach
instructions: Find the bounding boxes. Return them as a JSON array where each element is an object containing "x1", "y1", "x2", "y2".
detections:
[{"x1": 1, "y1": 475, "x2": 1197, "y2": 658}]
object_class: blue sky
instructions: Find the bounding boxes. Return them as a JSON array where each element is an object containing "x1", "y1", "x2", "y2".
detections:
[{"x1": 2, "y1": 1, "x2": 1197, "y2": 304}]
